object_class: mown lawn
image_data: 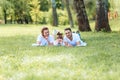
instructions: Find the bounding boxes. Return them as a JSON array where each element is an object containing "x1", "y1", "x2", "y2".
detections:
[{"x1": 0, "y1": 20, "x2": 120, "y2": 80}]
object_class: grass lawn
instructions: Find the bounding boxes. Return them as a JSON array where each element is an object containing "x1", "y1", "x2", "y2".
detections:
[{"x1": 0, "y1": 20, "x2": 120, "y2": 80}]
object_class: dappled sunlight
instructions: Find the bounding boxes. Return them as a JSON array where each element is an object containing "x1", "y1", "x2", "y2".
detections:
[
  {"x1": 0, "y1": 54, "x2": 78, "y2": 80},
  {"x1": 8, "y1": 72, "x2": 26, "y2": 80},
  {"x1": 21, "y1": 54, "x2": 75, "y2": 65}
]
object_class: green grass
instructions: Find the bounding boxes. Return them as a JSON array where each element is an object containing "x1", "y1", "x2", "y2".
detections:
[{"x1": 0, "y1": 21, "x2": 120, "y2": 80}]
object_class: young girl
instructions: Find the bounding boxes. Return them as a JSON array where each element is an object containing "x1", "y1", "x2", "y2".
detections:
[{"x1": 54, "y1": 32, "x2": 65, "y2": 46}]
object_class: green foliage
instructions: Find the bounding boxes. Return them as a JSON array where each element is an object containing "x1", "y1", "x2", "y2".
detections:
[
  {"x1": 0, "y1": 0, "x2": 13, "y2": 18},
  {"x1": 57, "y1": 10, "x2": 69, "y2": 25},
  {"x1": 29, "y1": 0, "x2": 41, "y2": 24},
  {"x1": 46, "y1": 9, "x2": 53, "y2": 25},
  {"x1": 84, "y1": 0, "x2": 96, "y2": 20},
  {"x1": 0, "y1": 0, "x2": 119, "y2": 25},
  {"x1": 56, "y1": 0, "x2": 63, "y2": 9},
  {"x1": 38, "y1": 12, "x2": 48, "y2": 24},
  {"x1": 109, "y1": 0, "x2": 120, "y2": 12},
  {"x1": 47, "y1": 9, "x2": 69, "y2": 25},
  {"x1": 39, "y1": 0, "x2": 50, "y2": 11},
  {"x1": 0, "y1": 7, "x2": 3, "y2": 19}
]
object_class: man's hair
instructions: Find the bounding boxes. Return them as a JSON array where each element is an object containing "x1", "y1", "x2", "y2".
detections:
[
  {"x1": 64, "y1": 28, "x2": 72, "y2": 32},
  {"x1": 41, "y1": 27, "x2": 49, "y2": 36}
]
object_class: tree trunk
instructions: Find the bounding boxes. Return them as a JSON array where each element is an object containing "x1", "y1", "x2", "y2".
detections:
[
  {"x1": 10, "y1": 16, "x2": 13, "y2": 24},
  {"x1": 65, "y1": 0, "x2": 74, "y2": 28},
  {"x1": 51, "y1": 0, "x2": 58, "y2": 26},
  {"x1": 95, "y1": 0, "x2": 111, "y2": 32},
  {"x1": 3, "y1": 9, "x2": 7, "y2": 24},
  {"x1": 74, "y1": 0, "x2": 91, "y2": 31},
  {"x1": 35, "y1": 13, "x2": 38, "y2": 24}
]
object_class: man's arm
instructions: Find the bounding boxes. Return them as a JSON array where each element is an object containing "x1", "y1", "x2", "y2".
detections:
[
  {"x1": 76, "y1": 41, "x2": 80, "y2": 46},
  {"x1": 75, "y1": 34, "x2": 81, "y2": 46},
  {"x1": 64, "y1": 42, "x2": 72, "y2": 47}
]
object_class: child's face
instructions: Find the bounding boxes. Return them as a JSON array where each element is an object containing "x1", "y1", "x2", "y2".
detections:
[{"x1": 57, "y1": 38, "x2": 63, "y2": 42}]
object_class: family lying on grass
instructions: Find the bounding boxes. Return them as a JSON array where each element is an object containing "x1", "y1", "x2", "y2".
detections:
[{"x1": 32, "y1": 27, "x2": 87, "y2": 47}]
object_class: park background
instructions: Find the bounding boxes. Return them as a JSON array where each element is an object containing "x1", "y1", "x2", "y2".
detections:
[{"x1": 0, "y1": 0, "x2": 120, "y2": 80}]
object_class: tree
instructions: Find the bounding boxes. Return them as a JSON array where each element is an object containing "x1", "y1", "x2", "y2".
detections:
[
  {"x1": 84, "y1": 0, "x2": 96, "y2": 20},
  {"x1": 10, "y1": 0, "x2": 32, "y2": 24},
  {"x1": 95, "y1": 0, "x2": 111, "y2": 32},
  {"x1": 29, "y1": 0, "x2": 41, "y2": 24},
  {"x1": 65, "y1": 0, "x2": 74, "y2": 28},
  {"x1": 51, "y1": 0, "x2": 58, "y2": 26},
  {"x1": 0, "y1": 0, "x2": 12, "y2": 24},
  {"x1": 39, "y1": 0, "x2": 50, "y2": 11},
  {"x1": 73, "y1": 0, "x2": 91, "y2": 31}
]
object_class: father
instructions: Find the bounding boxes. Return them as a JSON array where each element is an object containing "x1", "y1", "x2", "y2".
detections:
[{"x1": 64, "y1": 28, "x2": 86, "y2": 47}]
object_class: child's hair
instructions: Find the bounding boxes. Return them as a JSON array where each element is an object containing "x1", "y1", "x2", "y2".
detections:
[
  {"x1": 57, "y1": 32, "x2": 63, "y2": 35},
  {"x1": 56, "y1": 32, "x2": 63, "y2": 39},
  {"x1": 57, "y1": 36, "x2": 63, "y2": 39}
]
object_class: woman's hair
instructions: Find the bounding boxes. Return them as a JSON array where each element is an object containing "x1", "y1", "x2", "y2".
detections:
[{"x1": 41, "y1": 27, "x2": 49, "y2": 36}]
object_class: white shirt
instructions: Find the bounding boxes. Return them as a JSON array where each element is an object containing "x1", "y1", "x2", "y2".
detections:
[
  {"x1": 63, "y1": 33, "x2": 80, "y2": 46},
  {"x1": 54, "y1": 40, "x2": 65, "y2": 46},
  {"x1": 37, "y1": 35, "x2": 54, "y2": 46}
]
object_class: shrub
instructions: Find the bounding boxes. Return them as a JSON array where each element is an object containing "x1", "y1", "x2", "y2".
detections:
[
  {"x1": 47, "y1": 9, "x2": 69, "y2": 25},
  {"x1": 57, "y1": 9, "x2": 69, "y2": 25}
]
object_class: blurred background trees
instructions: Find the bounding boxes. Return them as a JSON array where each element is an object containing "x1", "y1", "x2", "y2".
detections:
[
  {"x1": 0, "y1": 0, "x2": 119, "y2": 31},
  {"x1": 74, "y1": 0, "x2": 91, "y2": 31},
  {"x1": 95, "y1": 0, "x2": 111, "y2": 32}
]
